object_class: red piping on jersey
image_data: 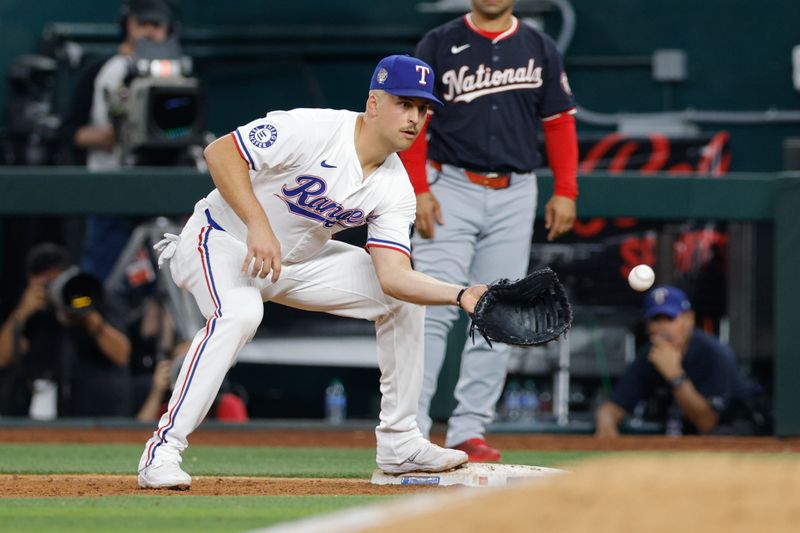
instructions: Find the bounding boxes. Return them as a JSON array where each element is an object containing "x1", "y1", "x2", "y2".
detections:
[
  {"x1": 542, "y1": 112, "x2": 579, "y2": 200},
  {"x1": 364, "y1": 243, "x2": 411, "y2": 258},
  {"x1": 464, "y1": 14, "x2": 519, "y2": 42},
  {"x1": 230, "y1": 132, "x2": 250, "y2": 167}
]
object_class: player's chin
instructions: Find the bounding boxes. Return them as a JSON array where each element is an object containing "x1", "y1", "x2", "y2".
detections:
[{"x1": 397, "y1": 131, "x2": 417, "y2": 148}]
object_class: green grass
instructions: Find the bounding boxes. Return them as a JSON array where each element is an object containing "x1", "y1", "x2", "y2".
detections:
[
  {"x1": 0, "y1": 444, "x2": 601, "y2": 477},
  {"x1": 0, "y1": 496, "x2": 384, "y2": 532}
]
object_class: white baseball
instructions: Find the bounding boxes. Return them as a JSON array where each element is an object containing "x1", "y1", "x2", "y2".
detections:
[{"x1": 628, "y1": 264, "x2": 655, "y2": 292}]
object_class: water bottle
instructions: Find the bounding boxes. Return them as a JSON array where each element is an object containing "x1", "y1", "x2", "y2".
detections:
[
  {"x1": 502, "y1": 380, "x2": 522, "y2": 422},
  {"x1": 520, "y1": 380, "x2": 540, "y2": 423},
  {"x1": 325, "y1": 379, "x2": 347, "y2": 425},
  {"x1": 666, "y1": 403, "x2": 683, "y2": 436},
  {"x1": 29, "y1": 379, "x2": 57, "y2": 420}
]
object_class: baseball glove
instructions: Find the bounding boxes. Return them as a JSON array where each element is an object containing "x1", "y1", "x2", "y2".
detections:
[{"x1": 468, "y1": 267, "x2": 572, "y2": 347}]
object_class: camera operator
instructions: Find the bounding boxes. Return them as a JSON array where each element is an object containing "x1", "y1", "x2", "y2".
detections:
[
  {"x1": 0, "y1": 243, "x2": 132, "y2": 417},
  {"x1": 60, "y1": 0, "x2": 175, "y2": 282}
]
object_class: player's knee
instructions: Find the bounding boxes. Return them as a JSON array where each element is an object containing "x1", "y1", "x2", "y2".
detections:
[{"x1": 223, "y1": 290, "x2": 264, "y2": 338}]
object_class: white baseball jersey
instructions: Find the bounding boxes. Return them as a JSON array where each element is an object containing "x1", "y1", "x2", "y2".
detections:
[{"x1": 202, "y1": 108, "x2": 415, "y2": 262}]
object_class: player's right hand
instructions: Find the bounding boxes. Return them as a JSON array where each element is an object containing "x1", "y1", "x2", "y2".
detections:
[
  {"x1": 243, "y1": 225, "x2": 282, "y2": 282},
  {"x1": 414, "y1": 191, "x2": 443, "y2": 240}
]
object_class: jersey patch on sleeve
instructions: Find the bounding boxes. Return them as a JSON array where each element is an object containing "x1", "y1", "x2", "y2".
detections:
[{"x1": 249, "y1": 124, "x2": 278, "y2": 149}]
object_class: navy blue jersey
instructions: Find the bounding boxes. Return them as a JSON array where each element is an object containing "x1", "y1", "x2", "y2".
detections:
[
  {"x1": 610, "y1": 331, "x2": 751, "y2": 432},
  {"x1": 415, "y1": 15, "x2": 575, "y2": 174}
]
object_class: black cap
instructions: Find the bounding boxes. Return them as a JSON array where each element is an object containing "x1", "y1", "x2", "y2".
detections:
[{"x1": 128, "y1": 0, "x2": 172, "y2": 25}]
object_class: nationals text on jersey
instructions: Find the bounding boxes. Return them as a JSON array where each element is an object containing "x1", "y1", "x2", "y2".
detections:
[
  {"x1": 441, "y1": 59, "x2": 543, "y2": 103},
  {"x1": 276, "y1": 175, "x2": 368, "y2": 228}
]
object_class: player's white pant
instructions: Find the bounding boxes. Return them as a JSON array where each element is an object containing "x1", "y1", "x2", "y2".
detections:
[
  {"x1": 140, "y1": 204, "x2": 425, "y2": 470},
  {"x1": 412, "y1": 164, "x2": 537, "y2": 447}
]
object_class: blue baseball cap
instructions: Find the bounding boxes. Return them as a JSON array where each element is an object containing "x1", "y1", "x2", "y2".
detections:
[
  {"x1": 369, "y1": 55, "x2": 443, "y2": 105},
  {"x1": 644, "y1": 285, "x2": 692, "y2": 320}
]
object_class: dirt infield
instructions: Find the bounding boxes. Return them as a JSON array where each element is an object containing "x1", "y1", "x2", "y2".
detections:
[{"x1": 0, "y1": 474, "x2": 443, "y2": 497}]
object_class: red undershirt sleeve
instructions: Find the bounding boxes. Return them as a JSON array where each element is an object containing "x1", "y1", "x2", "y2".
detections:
[{"x1": 542, "y1": 112, "x2": 579, "y2": 200}]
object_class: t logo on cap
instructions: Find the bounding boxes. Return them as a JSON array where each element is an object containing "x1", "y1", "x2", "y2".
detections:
[
  {"x1": 369, "y1": 55, "x2": 442, "y2": 105},
  {"x1": 644, "y1": 285, "x2": 692, "y2": 320},
  {"x1": 416, "y1": 65, "x2": 430, "y2": 85}
]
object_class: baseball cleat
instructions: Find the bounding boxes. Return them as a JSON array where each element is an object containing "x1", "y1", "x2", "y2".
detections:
[
  {"x1": 452, "y1": 438, "x2": 501, "y2": 462},
  {"x1": 378, "y1": 441, "x2": 469, "y2": 474},
  {"x1": 138, "y1": 461, "x2": 192, "y2": 490}
]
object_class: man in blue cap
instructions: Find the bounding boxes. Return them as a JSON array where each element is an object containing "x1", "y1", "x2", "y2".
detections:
[
  {"x1": 595, "y1": 285, "x2": 752, "y2": 437},
  {"x1": 137, "y1": 55, "x2": 485, "y2": 489}
]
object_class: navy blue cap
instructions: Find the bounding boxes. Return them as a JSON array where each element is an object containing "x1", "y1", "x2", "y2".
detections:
[
  {"x1": 369, "y1": 55, "x2": 443, "y2": 105},
  {"x1": 644, "y1": 285, "x2": 692, "y2": 320}
]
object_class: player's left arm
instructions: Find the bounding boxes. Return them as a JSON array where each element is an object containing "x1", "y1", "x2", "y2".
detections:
[
  {"x1": 542, "y1": 111, "x2": 578, "y2": 241},
  {"x1": 539, "y1": 32, "x2": 579, "y2": 242},
  {"x1": 369, "y1": 248, "x2": 485, "y2": 313}
]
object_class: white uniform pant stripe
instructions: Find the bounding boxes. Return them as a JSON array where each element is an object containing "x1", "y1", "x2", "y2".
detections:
[{"x1": 146, "y1": 225, "x2": 222, "y2": 466}]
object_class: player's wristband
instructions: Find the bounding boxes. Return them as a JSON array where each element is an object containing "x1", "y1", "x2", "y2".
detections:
[
  {"x1": 456, "y1": 287, "x2": 468, "y2": 310},
  {"x1": 668, "y1": 373, "x2": 689, "y2": 389}
]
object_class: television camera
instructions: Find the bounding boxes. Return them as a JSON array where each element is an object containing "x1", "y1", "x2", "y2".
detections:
[{"x1": 106, "y1": 37, "x2": 207, "y2": 167}]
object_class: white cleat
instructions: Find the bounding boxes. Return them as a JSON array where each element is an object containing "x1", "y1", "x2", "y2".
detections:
[
  {"x1": 138, "y1": 461, "x2": 192, "y2": 490},
  {"x1": 379, "y1": 441, "x2": 469, "y2": 475}
]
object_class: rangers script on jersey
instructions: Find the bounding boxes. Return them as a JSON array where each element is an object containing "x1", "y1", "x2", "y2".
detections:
[{"x1": 204, "y1": 108, "x2": 416, "y2": 262}]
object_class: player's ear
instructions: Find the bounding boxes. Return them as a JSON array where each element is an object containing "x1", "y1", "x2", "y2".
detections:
[{"x1": 366, "y1": 90, "x2": 381, "y2": 117}]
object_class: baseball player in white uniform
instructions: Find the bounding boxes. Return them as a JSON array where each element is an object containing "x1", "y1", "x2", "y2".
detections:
[{"x1": 137, "y1": 55, "x2": 487, "y2": 489}]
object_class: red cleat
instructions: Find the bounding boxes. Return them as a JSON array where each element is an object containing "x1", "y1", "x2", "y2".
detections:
[{"x1": 452, "y1": 438, "x2": 501, "y2": 462}]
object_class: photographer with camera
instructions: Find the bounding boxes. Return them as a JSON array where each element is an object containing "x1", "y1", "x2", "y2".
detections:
[
  {"x1": 60, "y1": 0, "x2": 176, "y2": 282},
  {"x1": 0, "y1": 243, "x2": 132, "y2": 417}
]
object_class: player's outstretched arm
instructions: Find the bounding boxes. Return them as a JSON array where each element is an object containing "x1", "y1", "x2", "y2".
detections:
[
  {"x1": 369, "y1": 247, "x2": 486, "y2": 312},
  {"x1": 204, "y1": 136, "x2": 282, "y2": 281}
]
